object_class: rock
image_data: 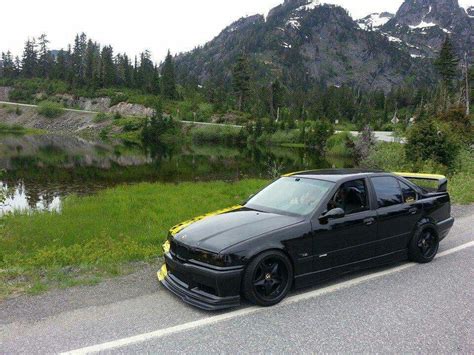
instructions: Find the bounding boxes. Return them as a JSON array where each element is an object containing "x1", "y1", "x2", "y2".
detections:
[
  {"x1": 108, "y1": 102, "x2": 155, "y2": 117},
  {"x1": 55, "y1": 94, "x2": 111, "y2": 112},
  {"x1": 0, "y1": 87, "x2": 12, "y2": 101}
]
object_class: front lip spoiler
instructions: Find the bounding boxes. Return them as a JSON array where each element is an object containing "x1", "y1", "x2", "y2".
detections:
[{"x1": 159, "y1": 272, "x2": 241, "y2": 311}]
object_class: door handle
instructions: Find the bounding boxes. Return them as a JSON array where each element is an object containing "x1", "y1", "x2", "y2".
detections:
[
  {"x1": 364, "y1": 218, "x2": 375, "y2": 226},
  {"x1": 409, "y1": 207, "x2": 418, "y2": 215}
]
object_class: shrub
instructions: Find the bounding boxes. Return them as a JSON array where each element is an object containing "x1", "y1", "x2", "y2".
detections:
[
  {"x1": 93, "y1": 112, "x2": 109, "y2": 123},
  {"x1": 188, "y1": 125, "x2": 241, "y2": 146},
  {"x1": 353, "y1": 125, "x2": 376, "y2": 162},
  {"x1": 37, "y1": 101, "x2": 64, "y2": 118},
  {"x1": 304, "y1": 119, "x2": 334, "y2": 152},
  {"x1": 437, "y1": 107, "x2": 473, "y2": 145},
  {"x1": 326, "y1": 131, "x2": 354, "y2": 156},
  {"x1": 405, "y1": 119, "x2": 461, "y2": 168}
]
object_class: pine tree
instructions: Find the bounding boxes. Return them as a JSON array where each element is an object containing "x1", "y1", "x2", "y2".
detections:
[
  {"x1": 140, "y1": 50, "x2": 156, "y2": 93},
  {"x1": 72, "y1": 33, "x2": 88, "y2": 85},
  {"x1": 270, "y1": 79, "x2": 285, "y2": 119},
  {"x1": 85, "y1": 40, "x2": 101, "y2": 86},
  {"x1": 232, "y1": 54, "x2": 251, "y2": 111},
  {"x1": 434, "y1": 37, "x2": 460, "y2": 90},
  {"x1": 21, "y1": 38, "x2": 38, "y2": 78},
  {"x1": 37, "y1": 34, "x2": 53, "y2": 78},
  {"x1": 1, "y1": 51, "x2": 16, "y2": 79},
  {"x1": 100, "y1": 45, "x2": 115, "y2": 87},
  {"x1": 161, "y1": 50, "x2": 177, "y2": 99}
]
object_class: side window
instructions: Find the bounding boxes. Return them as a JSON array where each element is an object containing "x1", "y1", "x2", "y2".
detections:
[
  {"x1": 399, "y1": 181, "x2": 417, "y2": 203},
  {"x1": 371, "y1": 177, "x2": 403, "y2": 208},
  {"x1": 327, "y1": 179, "x2": 369, "y2": 215}
]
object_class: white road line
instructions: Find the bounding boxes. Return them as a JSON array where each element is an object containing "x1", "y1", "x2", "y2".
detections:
[{"x1": 61, "y1": 241, "x2": 474, "y2": 355}]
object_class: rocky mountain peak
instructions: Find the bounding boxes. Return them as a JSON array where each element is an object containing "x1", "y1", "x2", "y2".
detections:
[{"x1": 390, "y1": 0, "x2": 468, "y2": 29}]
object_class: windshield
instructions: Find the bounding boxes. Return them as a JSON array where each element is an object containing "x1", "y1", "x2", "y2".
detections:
[{"x1": 246, "y1": 177, "x2": 334, "y2": 216}]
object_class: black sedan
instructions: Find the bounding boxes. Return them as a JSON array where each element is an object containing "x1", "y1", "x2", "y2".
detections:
[{"x1": 158, "y1": 170, "x2": 454, "y2": 311}]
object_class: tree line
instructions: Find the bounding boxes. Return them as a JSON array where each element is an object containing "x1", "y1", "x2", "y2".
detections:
[
  {"x1": 1, "y1": 33, "x2": 177, "y2": 99},
  {"x1": 0, "y1": 33, "x2": 471, "y2": 127}
]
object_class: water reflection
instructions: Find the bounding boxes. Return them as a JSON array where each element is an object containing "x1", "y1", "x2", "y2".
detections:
[
  {"x1": 1, "y1": 181, "x2": 61, "y2": 214},
  {"x1": 0, "y1": 134, "x2": 353, "y2": 214}
]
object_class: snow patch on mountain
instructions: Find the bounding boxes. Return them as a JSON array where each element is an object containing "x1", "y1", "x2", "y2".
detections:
[
  {"x1": 297, "y1": 0, "x2": 321, "y2": 12},
  {"x1": 409, "y1": 21, "x2": 437, "y2": 29},
  {"x1": 357, "y1": 12, "x2": 394, "y2": 31},
  {"x1": 287, "y1": 17, "x2": 302, "y2": 29}
]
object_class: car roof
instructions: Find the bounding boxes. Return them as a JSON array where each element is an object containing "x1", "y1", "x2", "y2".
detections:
[{"x1": 284, "y1": 169, "x2": 387, "y2": 182}]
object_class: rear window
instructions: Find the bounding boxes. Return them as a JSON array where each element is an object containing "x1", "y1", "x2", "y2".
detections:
[{"x1": 371, "y1": 177, "x2": 403, "y2": 208}]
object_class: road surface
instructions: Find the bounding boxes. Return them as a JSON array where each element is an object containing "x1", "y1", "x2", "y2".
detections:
[{"x1": 0, "y1": 207, "x2": 472, "y2": 354}]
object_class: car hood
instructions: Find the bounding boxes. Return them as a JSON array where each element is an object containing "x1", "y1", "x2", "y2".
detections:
[{"x1": 173, "y1": 207, "x2": 303, "y2": 253}]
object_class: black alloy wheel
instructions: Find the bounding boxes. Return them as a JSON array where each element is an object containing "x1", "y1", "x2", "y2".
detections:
[
  {"x1": 409, "y1": 226, "x2": 439, "y2": 263},
  {"x1": 243, "y1": 251, "x2": 293, "y2": 307},
  {"x1": 417, "y1": 230, "x2": 438, "y2": 259}
]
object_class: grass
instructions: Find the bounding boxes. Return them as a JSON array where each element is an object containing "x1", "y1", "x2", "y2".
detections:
[
  {"x1": 0, "y1": 179, "x2": 269, "y2": 298},
  {"x1": 326, "y1": 131, "x2": 353, "y2": 156},
  {"x1": 0, "y1": 122, "x2": 27, "y2": 134}
]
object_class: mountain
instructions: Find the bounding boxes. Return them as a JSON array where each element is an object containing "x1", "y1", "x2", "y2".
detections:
[
  {"x1": 357, "y1": 12, "x2": 394, "y2": 31},
  {"x1": 175, "y1": 0, "x2": 431, "y2": 93},
  {"x1": 174, "y1": 0, "x2": 472, "y2": 93},
  {"x1": 378, "y1": 0, "x2": 473, "y2": 59}
]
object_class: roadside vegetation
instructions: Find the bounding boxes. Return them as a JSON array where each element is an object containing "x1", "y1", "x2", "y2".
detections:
[
  {"x1": 0, "y1": 179, "x2": 268, "y2": 298},
  {"x1": 36, "y1": 100, "x2": 64, "y2": 118}
]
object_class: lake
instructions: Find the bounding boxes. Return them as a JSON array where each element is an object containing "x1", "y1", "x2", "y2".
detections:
[{"x1": 0, "y1": 134, "x2": 353, "y2": 214}]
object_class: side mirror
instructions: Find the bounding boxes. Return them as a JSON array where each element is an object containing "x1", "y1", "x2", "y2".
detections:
[{"x1": 319, "y1": 208, "x2": 345, "y2": 223}]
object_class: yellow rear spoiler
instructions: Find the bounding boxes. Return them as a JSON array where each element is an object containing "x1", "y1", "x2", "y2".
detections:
[{"x1": 394, "y1": 172, "x2": 448, "y2": 192}]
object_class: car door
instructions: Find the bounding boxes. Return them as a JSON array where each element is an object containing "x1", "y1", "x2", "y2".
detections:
[
  {"x1": 370, "y1": 176, "x2": 422, "y2": 255},
  {"x1": 312, "y1": 178, "x2": 378, "y2": 276}
]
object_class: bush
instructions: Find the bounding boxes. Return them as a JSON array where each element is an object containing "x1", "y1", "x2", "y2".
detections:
[
  {"x1": 353, "y1": 125, "x2": 376, "y2": 162},
  {"x1": 37, "y1": 101, "x2": 64, "y2": 118},
  {"x1": 326, "y1": 131, "x2": 354, "y2": 156},
  {"x1": 188, "y1": 125, "x2": 242, "y2": 146},
  {"x1": 304, "y1": 119, "x2": 334, "y2": 152},
  {"x1": 93, "y1": 112, "x2": 110, "y2": 123},
  {"x1": 406, "y1": 119, "x2": 461, "y2": 168},
  {"x1": 437, "y1": 107, "x2": 473, "y2": 145}
]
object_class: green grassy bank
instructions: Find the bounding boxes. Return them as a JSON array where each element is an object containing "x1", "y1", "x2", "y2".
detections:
[{"x1": 0, "y1": 179, "x2": 268, "y2": 298}]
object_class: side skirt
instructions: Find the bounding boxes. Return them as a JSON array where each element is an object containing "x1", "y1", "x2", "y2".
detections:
[{"x1": 294, "y1": 249, "x2": 408, "y2": 289}]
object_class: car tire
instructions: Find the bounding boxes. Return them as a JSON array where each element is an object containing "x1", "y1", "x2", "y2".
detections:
[
  {"x1": 408, "y1": 226, "x2": 439, "y2": 263},
  {"x1": 242, "y1": 250, "x2": 293, "y2": 307}
]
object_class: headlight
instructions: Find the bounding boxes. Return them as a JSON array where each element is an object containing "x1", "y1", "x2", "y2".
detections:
[{"x1": 194, "y1": 250, "x2": 229, "y2": 267}]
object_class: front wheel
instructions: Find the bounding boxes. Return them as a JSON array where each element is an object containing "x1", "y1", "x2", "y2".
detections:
[
  {"x1": 242, "y1": 250, "x2": 293, "y2": 307},
  {"x1": 409, "y1": 227, "x2": 439, "y2": 263}
]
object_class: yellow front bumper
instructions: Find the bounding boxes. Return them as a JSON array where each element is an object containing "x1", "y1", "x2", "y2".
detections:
[{"x1": 157, "y1": 264, "x2": 168, "y2": 282}]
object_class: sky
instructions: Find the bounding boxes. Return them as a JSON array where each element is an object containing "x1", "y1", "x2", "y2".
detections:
[{"x1": 1, "y1": 0, "x2": 473, "y2": 63}]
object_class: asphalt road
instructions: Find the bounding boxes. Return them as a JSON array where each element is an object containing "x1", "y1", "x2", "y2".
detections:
[{"x1": 1, "y1": 208, "x2": 473, "y2": 354}]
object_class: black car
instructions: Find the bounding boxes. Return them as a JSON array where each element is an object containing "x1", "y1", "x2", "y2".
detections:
[{"x1": 158, "y1": 170, "x2": 455, "y2": 311}]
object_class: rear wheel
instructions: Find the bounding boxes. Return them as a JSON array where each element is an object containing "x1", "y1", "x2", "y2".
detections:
[
  {"x1": 409, "y1": 227, "x2": 439, "y2": 263},
  {"x1": 242, "y1": 251, "x2": 293, "y2": 307}
]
